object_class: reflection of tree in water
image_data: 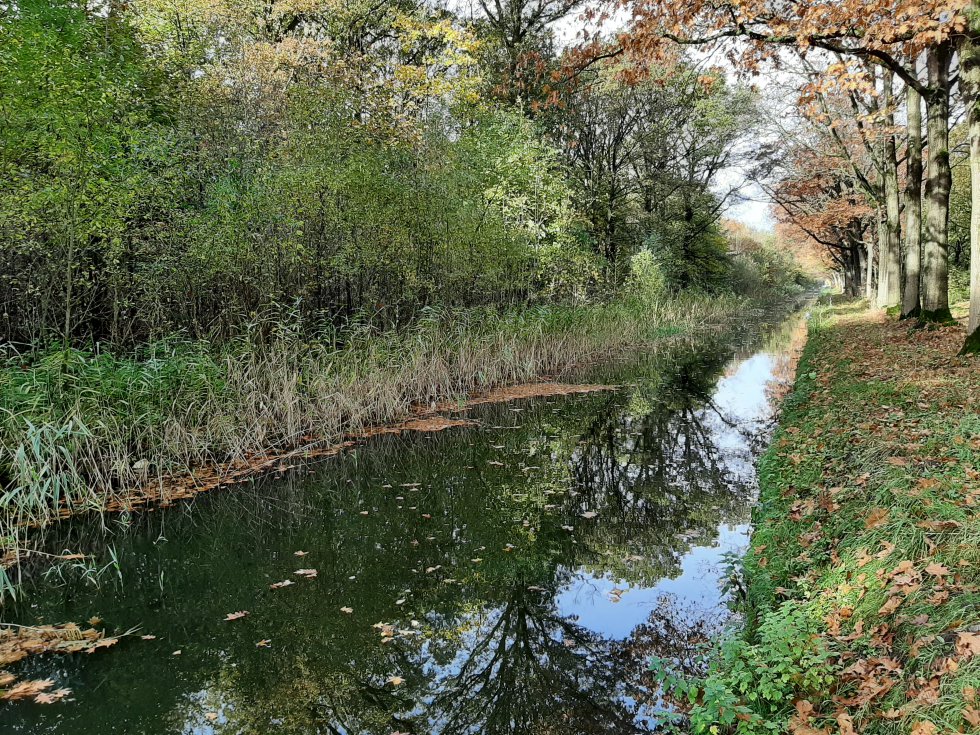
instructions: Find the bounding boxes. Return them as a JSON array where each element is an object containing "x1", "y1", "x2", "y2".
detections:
[
  {"x1": 6, "y1": 331, "x2": 785, "y2": 735},
  {"x1": 569, "y1": 345, "x2": 756, "y2": 583},
  {"x1": 422, "y1": 582, "x2": 650, "y2": 735},
  {"x1": 613, "y1": 594, "x2": 726, "y2": 702}
]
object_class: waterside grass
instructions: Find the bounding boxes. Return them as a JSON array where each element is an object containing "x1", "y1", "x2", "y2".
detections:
[
  {"x1": 1, "y1": 295, "x2": 740, "y2": 547},
  {"x1": 672, "y1": 301, "x2": 980, "y2": 734}
]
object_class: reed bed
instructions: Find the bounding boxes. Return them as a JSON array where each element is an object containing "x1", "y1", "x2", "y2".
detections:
[{"x1": 0, "y1": 295, "x2": 738, "y2": 540}]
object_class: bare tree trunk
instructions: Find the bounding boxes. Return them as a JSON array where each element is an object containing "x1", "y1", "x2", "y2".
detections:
[
  {"x1": 921, "y1": 42, "x2": 953, "y2": 322},
  {"x1": 878, "y1": 72, "x2": 902, "y2": 309},
  {"x1": 865, "y1": 232, "x2": 876, "y2": 303},
  {"x1": 902, "y1": 83, "x2": 923, "y2": 319},
  {"x1": 958, "y1": 29, "x2": 980, "y2": 352}
]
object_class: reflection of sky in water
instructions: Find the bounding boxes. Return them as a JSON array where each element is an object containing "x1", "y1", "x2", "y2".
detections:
[
  {"x1": 558, "y1": 349, "x2": 778, "y2": 640},
  {"x1": 5, "y1": 312, "x2": 807, "y2": 735}
]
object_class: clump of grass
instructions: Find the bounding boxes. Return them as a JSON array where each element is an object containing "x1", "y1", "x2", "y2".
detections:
[
  {"x1": 661, "y1": 304, "x2": 980, "y2": 733},
  {"x1": 0, "y1": 295, "x2": 739, "y2": 540}
]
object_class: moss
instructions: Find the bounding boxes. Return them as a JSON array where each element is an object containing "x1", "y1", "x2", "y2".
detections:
[
  {"x1": 960, "y1": 325, "x2": 980, "y2": 355},
  {"x1": 918, "y1": 306, "x2": 956, "y2": 325}
]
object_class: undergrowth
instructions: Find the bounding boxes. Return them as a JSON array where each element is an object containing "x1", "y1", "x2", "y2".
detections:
[{"x1": 654, "y1": 302, "x2": 980, "y2": 734}]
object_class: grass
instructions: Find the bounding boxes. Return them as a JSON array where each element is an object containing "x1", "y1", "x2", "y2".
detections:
[
  {"x1": 0, "y1": 294, "x2": 741, "y2": 550},
  {"x1": 666, "y1": 300, "x2": 980, "y2": 734}
]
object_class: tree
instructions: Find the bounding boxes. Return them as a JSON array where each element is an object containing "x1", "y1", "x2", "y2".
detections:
[
  {"x1": 960, "y1": 13, "x2": 980, "y2": 353},
  {"x1": 620, "y1": 0, "x2": 970, "y2": 324}
]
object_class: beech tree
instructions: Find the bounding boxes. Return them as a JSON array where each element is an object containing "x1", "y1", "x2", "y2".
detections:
[{"x1": 620, "y1": 0, "x2": 976, "y2": 342}]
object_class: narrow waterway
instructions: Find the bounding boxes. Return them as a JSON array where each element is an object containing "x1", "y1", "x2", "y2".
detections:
[{"x1": 1, "y1": 305, "x2": 807, "y2": 734}]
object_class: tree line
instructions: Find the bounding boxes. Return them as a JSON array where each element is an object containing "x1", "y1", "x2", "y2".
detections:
[
  {"x1": 618, "y1": 0, "x2": 979, "y2": 352},
  {"x1": 0, "y1": 0, "x2": 789, "y2": 348}
]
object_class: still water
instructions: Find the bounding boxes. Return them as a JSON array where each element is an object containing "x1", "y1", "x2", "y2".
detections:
[{"x1": 1, "y1": 307, "x2": 805, "y2": 734}]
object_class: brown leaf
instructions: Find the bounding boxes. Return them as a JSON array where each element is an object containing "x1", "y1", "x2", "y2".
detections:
[
  {"x1": 956, "y1": 632, "x2": 980, "y2": 660},
  {"x1": 864, "y1": 508, "x2": 890, "y2": 529},
  {"x1": 877, "y1": 596, "x2": 902, "y2": 616},
  {"x1": 916, "y1": 520, "x2": 961, "y2": 532},
  {"x1": 924, "y1": 562, "x2": 950, "y2": 577},
  {"x1": 909, "y1": 721, "x2": 937, "y2": 735},
  {"x1": 1, "y1": 678, "x2": 54, "y2": 701},
  {"x1": 963, "y1": 706, "x2": 980, "y2": 727}
]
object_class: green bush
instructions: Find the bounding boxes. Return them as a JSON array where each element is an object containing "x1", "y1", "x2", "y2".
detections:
[{"x1": 652, "y1": 600, "x2": 835, "y2": 734}]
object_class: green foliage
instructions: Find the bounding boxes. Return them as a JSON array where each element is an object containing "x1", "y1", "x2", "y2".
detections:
[
  {"x1": 727, "y1": 246, "x2": 811, "y2": 300},
  {"x1": 652, "y1": 600, "x2": 834, "y2": 734}
]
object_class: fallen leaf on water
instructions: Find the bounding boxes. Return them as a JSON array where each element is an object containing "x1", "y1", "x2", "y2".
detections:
[
  {"x1": 294, "y1": 569, "x2": 317, "y2": 579},
  {"x1": 387, "y1": 675, "x2": 404, "y2": 687},
  {"x1": 205, "y1": 712, "x2": 219, "y2": 722},
  {"x1": 141, "y1": 634, "x2": 157, "y2": 640},
  {"x1": 172, "y1": 649, "x2": 181, "y2": 656},
  {"x1": 256, "y1": 639, "x2": 271, "y2": 648},
  {"x1": 293, "y1": 550, "x2": 308, "y2": 557},
  {"x1": 271, "y1": 579, "x2": 295, "y2": 589},
  {"x1": 224, "y1": 611, "x2": 248, "y2": 622},
  {"x1": 580, "y1": 511, "x2": 598, "y2": 519},
  {"x1": 87, "y1": 617, "x2": 102, "y2": 626},
  {"x1": 340, "y1": 607, "x2": 353, "y2": 614},
  {"x1": 33, "y1": 688, "x2": 71, "y2": 704},
  {"x1": 561, "y1": 525, "x2": 574, "y2": 531},
  {"x1": 0, "y1": 678, "x2": 54, "y2": 702}
]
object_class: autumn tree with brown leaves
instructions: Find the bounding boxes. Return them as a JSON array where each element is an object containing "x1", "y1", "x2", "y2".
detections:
[{"x1": 617, "y1": 0, "x2": 980, "y2": 351}]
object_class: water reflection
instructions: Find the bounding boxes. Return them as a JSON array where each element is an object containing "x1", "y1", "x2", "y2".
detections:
[{"x1": 1, "y1": 309, "x2": 805, "y2": 735}]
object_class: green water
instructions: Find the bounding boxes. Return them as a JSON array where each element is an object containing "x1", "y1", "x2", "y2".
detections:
[{"x1": 1, "y1": 307, "x2": 806, "y2": 734}]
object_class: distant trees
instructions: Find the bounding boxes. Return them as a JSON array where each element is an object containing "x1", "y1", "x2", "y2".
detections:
[{"x1": 551, "y1": 59, "x2": 761, "y2": 287}]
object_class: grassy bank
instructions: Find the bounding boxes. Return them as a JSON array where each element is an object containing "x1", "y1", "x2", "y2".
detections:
[
  {"x1": 665, "y1": 301, "x2": 980, "y2": 734},
  {"x1": 0, "y1": 295, "x2": 741, "y2": 542}
]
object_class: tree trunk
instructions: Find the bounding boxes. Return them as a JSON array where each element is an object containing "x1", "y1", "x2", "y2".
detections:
[
  {"x1": 960, "y1": 29, "x2": 980, "y2": 353},
  {"x1": 865, "y1": 234, "x2": 876, "y2": 303},
  {"x1": 902, "y1": 83, "x2": 923, "y2": 319},
  {"x1": 921, "y1": 42, "x2": 953, "y2": 322},
  {"x1": 878, "y1": 72, "x2": 902, "y2": 309}
]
